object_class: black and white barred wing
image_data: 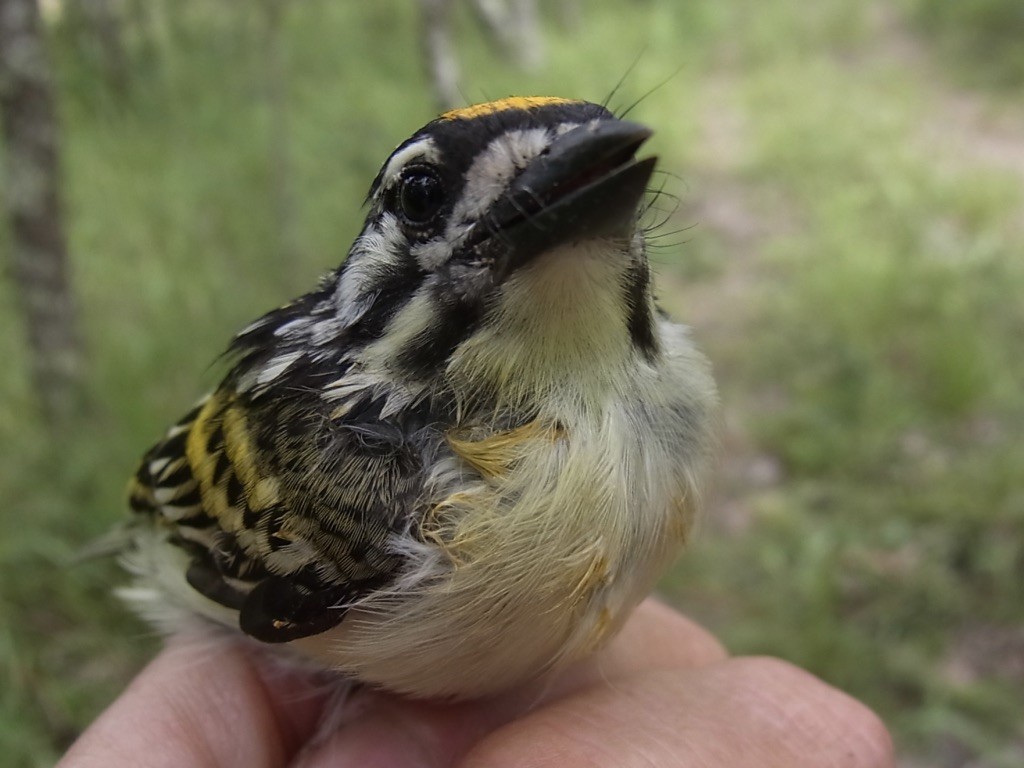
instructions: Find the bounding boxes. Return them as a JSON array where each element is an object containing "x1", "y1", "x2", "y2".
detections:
[{"x1": 126, "y1": 378, "x2": 430, "y2": 643}]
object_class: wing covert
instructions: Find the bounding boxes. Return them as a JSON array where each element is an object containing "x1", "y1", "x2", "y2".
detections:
[{"x1": 128, "y1": 381, "x2": 433, "y2": 642}]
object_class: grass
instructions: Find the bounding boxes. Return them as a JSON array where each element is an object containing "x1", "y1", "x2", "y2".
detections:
[
  {"x1": 659, "y1": 2, "x2": 1024, "y2": 764},
  {"x1": 1, "y1": 0, "x2": 1022, "y2": 765}
]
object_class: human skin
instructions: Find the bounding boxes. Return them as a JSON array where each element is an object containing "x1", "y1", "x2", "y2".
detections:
[{"x1": 59, "y1": 600, "x2": 894, "y2": 768}]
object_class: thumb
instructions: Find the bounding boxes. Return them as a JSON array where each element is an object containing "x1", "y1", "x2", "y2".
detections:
[{"x1": 59, "y1": 634, "x2": 328, "y2": 768}]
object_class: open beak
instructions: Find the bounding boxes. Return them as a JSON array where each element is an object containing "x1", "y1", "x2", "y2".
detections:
[{"x1": 461, "y1": 119, "x2": 656, "y2": 280}]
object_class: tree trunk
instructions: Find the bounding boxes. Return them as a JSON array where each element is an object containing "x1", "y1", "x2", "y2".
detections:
[
  {"x1": 555, "y1": 0, "x2": 582, "y2": 33},
  {"x1": 0, "y1": 0, "x2": 84, "y2": 424},
  {"x1": 507, "y1": 0, "x2": 543, "y2": 71},
  {"x1": 470, "y1": 0, "x2": 544, "y2": 71},
  {"x1": 419, "y1": 0, "x2": 460, "y2": 112}
]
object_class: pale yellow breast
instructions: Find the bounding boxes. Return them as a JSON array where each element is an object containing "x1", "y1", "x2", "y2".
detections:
[{"x1": 292, "y1": 404, "x2": 694, "y2": 699}]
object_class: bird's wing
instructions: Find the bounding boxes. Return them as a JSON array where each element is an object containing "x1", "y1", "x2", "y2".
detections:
[{"x1": 127, "y1": 372, "x2": 432, "y2": 643}]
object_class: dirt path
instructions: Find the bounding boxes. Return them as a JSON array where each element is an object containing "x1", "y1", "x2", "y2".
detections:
[
  {"x1": 871, "y1": 4, "x2": 1024, "y2": 196},
  {"x1": 659, "y1": 2, "x2": 1024, "y2": 540}
]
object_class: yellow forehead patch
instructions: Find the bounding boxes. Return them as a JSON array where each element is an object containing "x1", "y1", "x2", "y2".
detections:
[{"x1": 441, "y1": 96, "x2": 582, "y2": 121}]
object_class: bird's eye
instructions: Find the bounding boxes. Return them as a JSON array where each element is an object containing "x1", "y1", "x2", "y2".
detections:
[{"x1": 398, "y1": 168, "x2": 445, "y2": 225}]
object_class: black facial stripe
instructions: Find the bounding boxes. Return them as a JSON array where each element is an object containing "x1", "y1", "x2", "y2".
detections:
[
  {"x1": 395, "y1": 292, "x2": 484, "y2": 378},
  {"x1": 623, "y1": 259, "x2": 658, "y2": 360},
  {"x1": 345, "y1": 255, "x2": 427, "y2": 344}
]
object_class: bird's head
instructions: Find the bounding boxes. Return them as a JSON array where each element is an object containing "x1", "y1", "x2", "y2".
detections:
[{"x1": 333, "y1": 97, "x2": 663, "y2": 409}]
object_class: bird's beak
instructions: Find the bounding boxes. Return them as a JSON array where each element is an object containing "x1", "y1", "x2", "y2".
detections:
[{"x1": 462, "y1": 120, "x2": 656, "y2": 280}]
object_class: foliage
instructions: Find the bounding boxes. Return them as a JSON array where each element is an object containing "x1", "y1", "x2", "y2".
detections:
[{"x1": 909, "y1": 0, "x2": 1024, "y2": 88}]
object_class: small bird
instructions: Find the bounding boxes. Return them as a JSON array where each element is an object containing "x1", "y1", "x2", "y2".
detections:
[{"x1": 119, "y1": 96, "x2": 718, "y2": 699}]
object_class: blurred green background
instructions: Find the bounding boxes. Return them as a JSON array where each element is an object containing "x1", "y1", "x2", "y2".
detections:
[{"x1": 1, "y1": 0, "x2": 1022, "y2": 765}]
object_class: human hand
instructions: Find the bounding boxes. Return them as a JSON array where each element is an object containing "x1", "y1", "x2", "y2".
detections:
[{"x1": 59, "y1": 600, "x2": 893, "y2": 767}]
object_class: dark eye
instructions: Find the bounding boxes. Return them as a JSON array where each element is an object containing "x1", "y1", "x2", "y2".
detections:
[{"x1": 398, "y1": 168, "x2": 445, "y2": 225}]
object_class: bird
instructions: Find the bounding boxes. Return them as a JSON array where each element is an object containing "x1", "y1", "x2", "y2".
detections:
[{"x1": 118, "y1": 96, "x2": 718, "y2": 700}]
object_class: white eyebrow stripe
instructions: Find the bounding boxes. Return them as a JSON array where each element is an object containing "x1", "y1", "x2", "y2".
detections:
[{"x1": 381, "y1": 137, "x2": 440, "y2": 191}]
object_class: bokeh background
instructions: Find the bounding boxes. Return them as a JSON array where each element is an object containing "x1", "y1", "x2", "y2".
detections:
[{"x1": 1, "y1": 1, "x2": 1022, "y2": 765}]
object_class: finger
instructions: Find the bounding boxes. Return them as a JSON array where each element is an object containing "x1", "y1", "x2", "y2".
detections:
[
  {"x1": 293, "y1": 599, "x2": 728, "y2": 768},
  {"x1": 59, "y1": 633, "x2": 328, "y2": 768},
  {"x1": 461, "y1": 657, "x2": 895, "y2": 768},
  {"x1": 544, "y1": 597, "x2": 728, "y2": 698},
  {"x1": 612, "y1": 598, "x2": 728, "y2": 668},
  {"x1": 292, "y1": 691, "x2": 517, "y2": 768}
]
